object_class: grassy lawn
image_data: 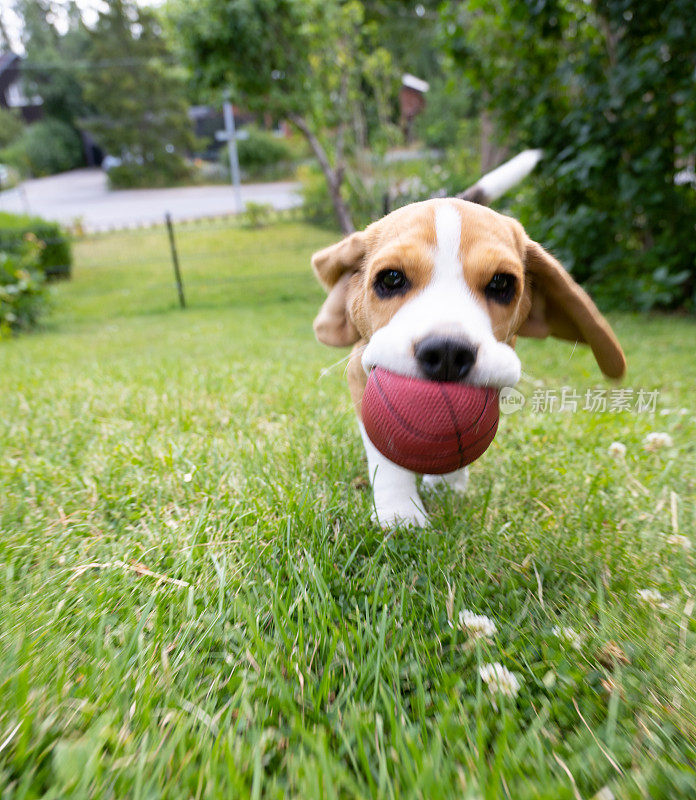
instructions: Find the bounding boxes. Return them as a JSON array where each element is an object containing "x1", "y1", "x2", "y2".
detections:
[{"x1": 1, "y1": 220, "x2": 695, "y2": 798}]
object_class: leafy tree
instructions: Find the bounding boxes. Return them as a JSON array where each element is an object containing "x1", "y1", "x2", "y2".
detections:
[
  {"x1": 443, "y1": 0, "x2": 696, "y2": 309},
  {"x1": 414, "y1": 76, "x2": 477, "y2": 151},
  {"x1": 81, "y1": 0, "x2": 196, "y2": 188},
  {"x1": 17, "y1": 0, "x2": 91, "y2": 128},
  {"x1": 1, "y1": 0, "x2": 90, "y2": 174},
  {"x1": 361, "y1": 1, "x2": 443, "y2": 86},
  {"x1": 172, "y1": 0, "x2": 396, "y2": 233}
]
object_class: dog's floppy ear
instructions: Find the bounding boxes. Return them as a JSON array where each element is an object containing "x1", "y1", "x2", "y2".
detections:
[
  {"x1": 311, "y1": 231, "x2": 366, "y2": 347},
  {"x1": 517, "y1": 240, "x2": 626, "y2": 378}
]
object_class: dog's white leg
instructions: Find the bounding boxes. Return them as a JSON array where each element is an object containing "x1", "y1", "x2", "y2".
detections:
[
  {"x1": 358, "y1": 422, "x2": 428, "y2": 528},
  {"x1": 422, "y1": 467, "x2": 469, "y2": 495}
]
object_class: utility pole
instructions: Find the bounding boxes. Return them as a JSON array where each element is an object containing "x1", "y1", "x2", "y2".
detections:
[{"x1": 223, "y1": 94, "x2": 243, "y2": 213}]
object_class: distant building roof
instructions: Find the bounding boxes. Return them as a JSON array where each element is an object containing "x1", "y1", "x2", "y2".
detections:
[
  {"x1": 0, "y1": 52, "x2": 20, "y2": 74},
  {"x1": 0, "y1": 52, "x2": 43, "y2": 119},
  {"x1": 401, "y1": 74, "x2": 429, "y2": 94}
]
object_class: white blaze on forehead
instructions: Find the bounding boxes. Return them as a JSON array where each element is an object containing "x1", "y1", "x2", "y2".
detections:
[
  {"x1": 434, "y1": 202, "x2": 464, "y2": 282},
  {"x1": 429, "y1": 202, "x2": 487, "y2": 325}
]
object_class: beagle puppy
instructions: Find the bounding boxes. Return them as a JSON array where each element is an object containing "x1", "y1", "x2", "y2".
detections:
[{"x1": 311, "y1": 196, "x2": 625, "y2": 528}]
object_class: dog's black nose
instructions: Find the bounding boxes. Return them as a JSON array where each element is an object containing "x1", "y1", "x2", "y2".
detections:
[{"x1": 414, "y1": 336, "x2": 477, "y2": 382}]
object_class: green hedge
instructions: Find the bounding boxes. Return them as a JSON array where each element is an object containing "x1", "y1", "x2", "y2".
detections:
[
  {"x1": 0, "y1": 212, "x2": 72, "y2": 280},
  {"x1": 237, "y1": 127, "x2": 293, "y2": 169},
  {"x1": 106, "y1": 154, "x2": 192, "y2": 189},
  {"x1": 0, "y1": 120, "x2": 84, "y2": 177},
  {"x1": 219, "y1": 126, "x2": 296, "y2": 180},
  {"x1": 0, "y1": 244, "x2": 48, "y2": 337}
]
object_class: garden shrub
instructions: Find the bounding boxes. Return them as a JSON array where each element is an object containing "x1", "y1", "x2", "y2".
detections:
[
  {"x1": 0, "y1": 163, "x2": 20, "y2": 191},
  {"x1": 414, "y1": 79, "x2": 477, "y2": 151},
  {"x1": 222, "y1": 126, "x2": 296, "y2": 180},
  {"x1": 0, "y1": 212, "x2": 72, "y2": 280},
  {"x1": 238, "y1": 127, "x2": 293, "y2": 168},
  {"x1": 243, "y1": 201, "x2": 274, "y2": 228},
  {"x1": 106, "y1": 154, "x2": 192, "y2": 189},
  {"x1": 2, "y1": 120, "x2": 84, "y2": 177},
  {"x1": 0, "y1": 108, "x2": 24, "y2": 149},
  {"x1": 0, "y1": 239, "x2": 48, "y2": 337},
  {"x1": 299, "y1": 150, "x2": 480, "y2": 232},
  {"x1": 299, "y1": 163, "x2": 403, "y2": 231},
  {"x1": 298, "y1": 164, "x2": 343, "y2": 229},
  {"x1": 443, "y1": 0, "x2": 696, "y2": 311},
  {"x1": 0, "y1": 140, "x2": 28, "y2": 176}
]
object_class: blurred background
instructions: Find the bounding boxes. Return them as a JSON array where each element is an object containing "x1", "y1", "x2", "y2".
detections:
[{"x1": 0, "y1": 0, "x2": 694, "y2": 336}]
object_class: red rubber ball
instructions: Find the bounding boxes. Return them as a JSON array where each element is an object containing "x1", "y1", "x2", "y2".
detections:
[{"x1": 361, "y1": 367, "x2": 499, "y2": 474}]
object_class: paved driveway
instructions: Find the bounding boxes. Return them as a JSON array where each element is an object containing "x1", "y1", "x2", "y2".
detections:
[{"x1": 0, "y1": 169, "x2": 302, "y2": 230}]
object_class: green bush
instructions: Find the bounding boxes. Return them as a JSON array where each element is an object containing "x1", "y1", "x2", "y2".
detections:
[
  {"x1": 218, "y1": 127, "x2": 296, "y2": 180},
  {"x1": 0, "y1": 120, "x2": 83, "y2": 177},
  {"x1": 0, "y1": 162, "x2": 20, "y2": 191},
  {"x1": 243, "y1": 201, "x2": 274, "y2": 228},
  {"x1": 0, "y1": 212, "x2": 72, "y2": 280},
  {"x1": 106, "y1": 154, "x2": 192, "y2": 189},
  {"x1": 0, "y1": 108, "x2": 24, "y2": 149},
  {"x1": 414, "y1": 79, "x2": 477, "y2": 151},
  {"x1": 0, "y1": 139, "x2": 27, "y2": 175},
  {"x1": 298, "y1": 150, "x2": 480, "y2": 232},
  {"x1": 298, "y1": 164, "x2": 343, "y2": 228},
  {"x1": 238, "y1": 127, "x2": 293, "y2": 168},
  {"x1": 0, "y1": 240, "x2": 48, "y2": 337},
  {"x1": 443, "y1": 0, "x2": 696, "y2": 311},
  {"x1": 299, "y1": 162, "x2": 404, "y2": 230}
]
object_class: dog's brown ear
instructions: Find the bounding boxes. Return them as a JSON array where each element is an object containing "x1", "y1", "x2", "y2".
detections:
[
  {"x1": 517, "y1": 240, "x2": 626, "y2": 378},
  {"x1": 311, "y1": 231, "x2": 366, "y2": 347}
]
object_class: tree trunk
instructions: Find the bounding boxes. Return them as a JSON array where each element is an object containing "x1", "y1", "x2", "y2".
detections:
[
  {"x1": 289, "y1": 114, "x2": 355, "y2": 234},
  {"x1": 480, "y1": 109, "x2": 508, "y2": 174}
]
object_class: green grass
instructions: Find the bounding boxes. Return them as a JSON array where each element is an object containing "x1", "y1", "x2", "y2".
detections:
[{"x1": 1, "y1": 220, "x2": 695, "y2": 798}]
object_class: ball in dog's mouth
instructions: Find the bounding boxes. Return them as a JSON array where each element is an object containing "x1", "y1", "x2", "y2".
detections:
[{"x1": 361, "y1": 367, "x2": 500, "y2": 474}]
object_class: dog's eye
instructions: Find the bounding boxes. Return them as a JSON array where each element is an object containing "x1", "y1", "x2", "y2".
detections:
[
  {"x1": 374, "y1": 269, "x2": 410, "y2": 298},
  {"x1": 485, "y1": 273, "x2": 517, "y2": 305}
]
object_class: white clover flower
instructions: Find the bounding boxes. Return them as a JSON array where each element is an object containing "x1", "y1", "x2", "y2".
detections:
[
  {"x1": 479, "y1": 662, "x2": 521, "y2": 697},
  {"x1": 607, "y1": 442, "x2": 626, "y2": 459},
  {"x1": 552, "y1": 625, "x2": 583, "y2": 650},
  {"x1": 637, "y1": 588, "x2": 662, "y2": 603},
  {"x1": 459, "y1": 609, "x2": 497, "y2": 640},
  {"x1": 666, "y1": 534, "x2": 692, "y2": 551},
  {"x1": 643, "y1": 432, "x2": 674, "y2": 452},
  {"x1": 637, "y1": 588, "x2": 669, "y2": 609},
  {"x1": 183, "y1": 472, "x2": 193, "y2": 483}
]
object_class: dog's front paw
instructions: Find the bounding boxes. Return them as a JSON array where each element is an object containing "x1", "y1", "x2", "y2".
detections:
[
  {"x1": 374, "y1": 501, "x2": 429, "y2": 529},
  {"x1": 423, "y1": 467, "x2": 469, "y2": 495}
]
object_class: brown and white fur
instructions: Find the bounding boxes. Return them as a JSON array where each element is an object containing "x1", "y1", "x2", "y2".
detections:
[{"x1": 311, "y1": 159, "x2": 626, "y2": 528}]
